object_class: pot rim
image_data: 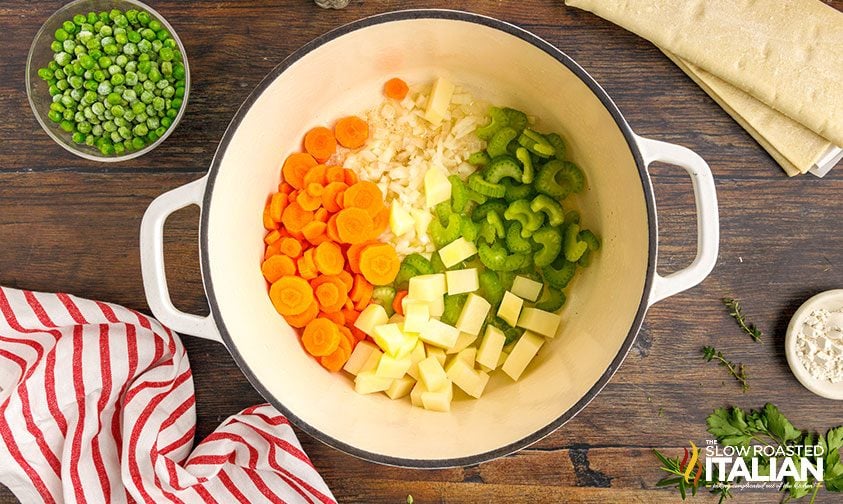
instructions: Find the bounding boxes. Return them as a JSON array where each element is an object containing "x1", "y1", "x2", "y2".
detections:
[{"x1": 200, "y1": 8, "x2": 657, "y2": 469}]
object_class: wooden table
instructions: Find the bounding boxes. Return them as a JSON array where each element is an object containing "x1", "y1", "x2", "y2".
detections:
[{"x1": 2, "y1": 1, "x2": 841, "y2": 502}]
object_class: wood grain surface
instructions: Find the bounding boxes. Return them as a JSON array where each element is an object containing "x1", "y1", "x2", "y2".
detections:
[{"x1": 2, "y1": 1, "x2": 842, "y2": 502}]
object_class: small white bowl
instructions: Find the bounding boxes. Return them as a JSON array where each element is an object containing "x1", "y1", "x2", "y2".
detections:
[{"x1": 785, "y1": 289, "x2": 843, "y2": 400}]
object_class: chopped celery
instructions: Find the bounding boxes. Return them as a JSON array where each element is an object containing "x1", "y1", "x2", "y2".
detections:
[
  {"x1": 530, "y1": 194, "x2": 565, "y2": 226},
  {"x1": 502, "y1": 107, "x2": 528, "y2": 132},
  {"x1": 441, "y1": 294, "x2": 468, "y2": 325},
  {"x1": 475, "y1": 106, "x2": 509, "y2": 140},
  {"x1": 478, "y1": 269, "x2": 505, "y2": 307},
  {"x1": 546, "y1": 132, "x2": 566, "y2": 160},
  {"x1": 503, "y1": 199, "x2": 544, "y2": 237},
  {"x1": 460, "y1": 217, "x2": 480, "y2": 243},
  {"x1": 518, "y1": 128, "x2": 555, "y2": 157},
  {"x1": 503, "y1": 179, "x2": 536, "y2": 202},
  {"x1": 532, "y1": 226, "x2": 563, "y2": 267},
  {"x1": 428, "y1": 213, "x2": 461, "y2": 248},
  {"x1": 535, "y1": 286, "x2": 566, "y2": 312},
  {"x1": 404, "y1": 253, "x2": 434, "y2": 275},
  {"x1": 372, "y1": 286, "x2": 397, "y2": 316},
  {"x1": 563, "y1": 223, "x2": 588, "y2": 262},
  {"x1": 468, "y1": 173, "x2": 506, "y2": 198},
  {"x1": 468, "y1": 150, "x2": 491, "y2": 166},
  {"x1": 541, "y1": 257, "x2": 577, "y2": 289},
  {"x1": 515, "y1": 147, "x2": 534, "y2": 184},
  {"x1": 505, "y1": 221, "x2": 532, "y2": 253},
  {"x1": 431, "y1": 251, "x2": 447, "y2": 273},
  {"x1": 472, "y1": 200, "x2": 507, "y2": 222},
  {"x1": 484, "y1": 155, "x2": 523, "y2": 184},
  {"x1": 487, "y1": 127, "x2": 518, "y2": 158},
  {"x1": 478, "y1": 243, "x2": 528, "y2": 272}
]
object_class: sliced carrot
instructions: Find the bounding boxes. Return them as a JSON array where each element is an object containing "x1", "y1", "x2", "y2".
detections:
[
  {"x1": 384, "y1": 77, "x2": 409, "y2": 100},
  {"x1": 264, "y1": 240, "x2": 282, "y2": 259},
  {"x1": 283, "y1": 300, "x2": 318, "y2": 328},
  {"x1": 297, "y1": 190, "x2": 322, "y2": 212},
  {"x1": 279, "y1": 237, "x2": 302, "y2": 258},
  {"x1": 302, "y1": 221, "x2": 329, "y2": 245},
  {"x1": 301, "y1": 317, "x2": 340, "y2": 357},
  {"x1": 345, "y1": 240, "x2": 377, "y2": 274},
  {"x1": 372, "y1": 207, "x2": 390, "y2": 239},
  {"x1": 312, "y1": 275, "x2": 349, "y2": 313},
  {"x1": 358, "y1": 243, "x2": 400, "y2": 286},
  {"x1": 320, "y1": 310, "x2": 346, "y2": 325},
  {"x1": 344, "y1": 298, "x2": 355, "y2": 311},
  {"x1": 349, "y1": 274, "x2": 373, "y2": 310},
  {"x1": 281, "y1": 201, "x2": 314, "y2": 234},
  {"x1": 282, "y1": 152, "x2": 317, "y2": 189},
  {"x1": 342, "y1": 181, "x2": 384, "y2": 218},
  {"x1": 392, "y1": 290, "x2": 408, "y2": 316},
  {"x1": 297, "y1": 249, "x2": 318, "y2": 280},
  {"x1": 338, "y1": 326, "x2": 355, "y2": 352},
  {"x1": 303, "y1": 164, "x2": 327, "y2": 187},
  {"x1": 322, "y1": 182, "x2": 348, "y2": 213},
  {"x1": 326, "y1": 214, "x2": 341, "y2": 242},
  {"x1": 314, "y1": 242, "x2": 345, "y2": 276},
  {"x1": 264, "y1": 230, "x2": 281, "y2": 245},
  {"x1": 304, "y1": 126, "x2": 338, "y2": 162},
  {"x1": 262, "y1": 255, "x2": 296, "y2": 283},
  {"x1": 263, "y1": 204, "x2": 278, "y2": 231},
  {"x1": 335, "y1": 207, "x2": 375, "y2": 244},
  {"x1": 341, "y1": 308, "x2": 360, "y2": 326},
  {"x1": 325, "y1": 165, "x2": 345, "y2": 183},
  {"x1": 306, "y1": 183, "x2": 324, "y2": 198},
  {"x1": 314, "y1": 207, "x2": 329, "y2": 223},
  {"x1": 269, "y1": 276, "x2": 314, "y2": 316},
  {"x1": 320, "y1": 346, "x2": 349, "y2": 372},
  {"x1": 343, "y1": 168, "x2": 358, "y2": 186},
  {"x1": 279, "y1": 182, "x2": 294, "y2": 195},
  {"x1": 334, "y1": 116, "x2": 369, "y2": 149},
  {"x1": 269, "y1": 192, "x2": 288, "y2": 223},
  {"x1": 337, "y1": 270, "x2": 354, "y2": 292}
]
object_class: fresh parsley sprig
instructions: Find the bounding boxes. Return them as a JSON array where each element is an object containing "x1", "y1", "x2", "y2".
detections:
[
  {"x1": 722, "y1": 297, "x2": 762, "y2": 343},
  {"x1": 702, "y1": 346, "x2": 749, "y2": 392}
]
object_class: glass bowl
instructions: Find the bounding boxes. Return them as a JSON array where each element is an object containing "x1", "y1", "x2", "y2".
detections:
[{"x1": 25, "y1": 0, "x2": 190, "y2": 162}]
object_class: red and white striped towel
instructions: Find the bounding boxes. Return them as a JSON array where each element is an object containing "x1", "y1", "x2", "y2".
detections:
[{"x1": 0, "y1": 287, "x2": 336, "y2": 504}]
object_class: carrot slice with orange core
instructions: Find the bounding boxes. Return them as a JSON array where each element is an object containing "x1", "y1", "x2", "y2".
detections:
[
  {"x1": 358, "y1": 243, "x2": 400, "y2": 286},
  {"x1": 314, "y1": 242, "x2": 345, "y2": 276},
  {"x1": 372, "y1": 207, "x2": 390, "y2": 238},
  {"x1": 346, "y1": 240, "x2": 377, "y2": 274},
  {"x1": 384, "y1": 77, "x2": 409, "y2": 100},
  {"x1": 319, "y1": 310, "x2": 346, "y2": 325},
  {"x1": 269, "y1": 276, "x2": 314, "y2": 316},
  {"x1": 302, "y1": 221, "x2": 328, "y2": 245},
  {"x1": 264, "y1": 230, "x2": 281, "y2": 245},
  {"x1": 343, "y1": 168, "x2": 358, "y2": 186},
  {"x1": 337, "y1": 270, "x2": 354, "y2": 292},
  {"x1": 297, "y1": 190, "x2": 322, "y2": 212},
  {"x1": 304, "y1": 127, "x2": 338, "y2": 162},
  {"x1": 350, "y1": 274, "x2": 374, "y2": 310},
  {"x1": 282, "y1": 152, "x2": 317, "y2": 189},
  {"x1": 320, "y1": 346, "x2": 349, "y2": 372},
  {"x1": 264, "y1": 241, "x2": 282, "y2": 259},
  {"x1": 279, "y1": 237, "x2": 302, "y2": 258},
  {"x1": 342, "y1": 181, "x2": 384, "y2": 218},
  {"x1": 341, "y1": 308, "x2": 360, "y2": 325},
  {"x1": 297, "y1": 249, "x2": 318, "y2": 279},
  {"x1": 279, "y1": 182, "x2": 294, "y2": 195},
  {"x1": 306, "y1": 183, "x2": 324, "y2": 198},
  {"x1": 314, "y1": 207, "x2": 329, "y2": 223},
  {"x1": 325, "y1": 165, "x2": 345, "y2": 183},
  {"x1": 269, "y1": 192, "x2": 287, "y2": 223},
  {"x1": 281, "y1": 201, "x2": 314, "y2": 234},
  {"x1": 263, "y1": 204, "x2": 278, "y2": 231},
  {"x1": 334, "y1": 116, "x2": 369, "y2": 149},
  {"x1": 303, "y1": 164, "x2": 327, "y2": 187},
  {"x1": 283, "y1": 300, "x2": 319, "y2": 328},
  {"x1": 301, "y1": 317, "x2": 340, "y2": 357},
  {"x1": 321, "y1": 182, "x2": 348, "y2": 213},
  {"x1": 262, "y1": 255, "x2": 296, "y2": 283},
  {"x1": 335, "y1": 207, "x2": 375, "y2": 244},
  {"x1": 326, "y1": 215, "x2": 341, "y2": 242},
  {"x1": 393, "y1": 290, "x2": 408, "y2": 316},
  {"x1": 312, "y1": 274, "x2": 349, "y2": 312}
]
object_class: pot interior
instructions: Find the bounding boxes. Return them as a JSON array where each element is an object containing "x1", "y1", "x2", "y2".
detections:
[{"x1": 203, "y1": 12, "x2": 651, "y2": 465}]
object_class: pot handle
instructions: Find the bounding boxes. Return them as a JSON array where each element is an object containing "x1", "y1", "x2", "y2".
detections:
[
  {"x1": 635, "y1": 135, "x2": 720, "y2": 306},
  {"x1": 139, "y1": 176, "x2": 222, "y2": 343}
]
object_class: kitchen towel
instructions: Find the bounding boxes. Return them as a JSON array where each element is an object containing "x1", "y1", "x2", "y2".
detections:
[
  {"x1": 565, "y1": 0, "x2": 843, "y2": 176},
  {"x1": 0, "y1": 287, "x2": 336, "y2": 504}
]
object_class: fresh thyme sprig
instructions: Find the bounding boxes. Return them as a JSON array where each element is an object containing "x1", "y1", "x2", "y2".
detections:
[
  {"x1": 702, "y1": 346, "x2": 749, "y2": 392},
  {"x1": 722, "y1": 297, "x2": 762, "y2": 342}
]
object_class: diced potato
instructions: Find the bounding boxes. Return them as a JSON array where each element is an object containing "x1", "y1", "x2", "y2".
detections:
[
  {"x1": 409, "y1": 380, "x2": 426, "y2": 407},
  {"x1": 476, "y1": 325, "x2": 506, "y2": 370},
  {"x1": 372, "y1": 323, "x2": 406, "y2": 356},
  {"x1": 427, "y1": 296, "x2": 445, "y2": 317},
  {"x1": 445, "y1": 268, "x2": 479, "y2": 296},
  {"x1": 419, "y1": 318, "x2": 460, "y2": 349},
  {"x1": 423, "y1": 76, "x2": 455, "y2": 126},
  {"x1": 438, "y1": 238, "x2": 478, "y2": 268},
  {"x1": 426, "y1": 345, "x2": 447, "y2": 367},
  {"x1": 408, "y1": 274, "x2": 446, "y2": 301},
  {"x1": 497, "y1": 350, "x2": 509, "y2": 367},
  {"x1": 424, "y1": 166, "x2": 451, "y2": 208},
  {"x1": 511, "y1": 276, "x2": 543, "y2": 302},
  {"x1": 457, "y1": 347, "x2": 477, "y2": 367},
  {"x1": 395, "y1": 332, "x2": 419, "y2": 358},
  {"x1": 516, "y1": 307, "x2": 562, "y2": 338},
  {"x1": 502, "y1": 331, "x2": 545, "y2": 380},
  {"x1": 360, "y1": 348, "x2": 383, "y2": 374},
  {"x1": 389, "y1": 201, "x2": 414, "y2": 237},
  {"x1": 446, "y1": 332, "x2": 477, "y2": 354},
  {"x1": 388, "y1": 313, "x2": 405, "y2": 324},
  {"x1": 343, "y1": 340, "x2": 380, "y2": 376},
  {"x1": 385, "y1": 376, "x2": 416, "y2": 400},
  {"x1": 376, "y1": 353, "x2": 412, "y2": 379},
  {"x1": 354, "y1": 304, "x2": 389, "y2": 337},
  {"x1": 497, "y1": 291, "x2": 524, "y2": 327},
  {"x1": 418, "y1": 355, "x2": 448, "y2": 391},
  {"x1": 455, "y1": 293, "x2": 491, "y2": 336},
  {"x1": 406, "y1": 340, "x2": 427, "y2": 380},
  {"x1": 410, "y1": 209, "x2": 433, "y2": 240},
  {"x1": 403, "y1": 300, "x2": 430, "y2": 333},
  {"x1": 421, "y1": 380, "x2": 453, "y2": 412},
  {"x1": 445, "y1": 357, "x2": 490, "y2": 399},
  {"x1": 354, "y1": 370, "x2": 392, "y2": 394}
]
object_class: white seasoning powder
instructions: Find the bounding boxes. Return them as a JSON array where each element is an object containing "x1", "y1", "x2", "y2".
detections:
[{"x1": 795, "y1": 307, "x2": 843, "y2": 383}]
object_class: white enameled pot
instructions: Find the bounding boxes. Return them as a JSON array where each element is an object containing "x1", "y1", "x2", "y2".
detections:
[{"x1": 140, "y1": 10, "x2": 719, "y2": 468}]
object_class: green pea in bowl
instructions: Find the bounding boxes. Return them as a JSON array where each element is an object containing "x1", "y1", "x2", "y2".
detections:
[{"x1": 26, "y1": 0, "x2": 190, "y2": 162}]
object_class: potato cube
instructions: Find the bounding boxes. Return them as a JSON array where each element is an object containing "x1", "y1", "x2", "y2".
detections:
[
  {"x1": 419, "y1": 318, "x2": 460, "y2": 349},
  {"x1": 445, "y1": 357, "x2": 490, "y2": 399},
  {"x1": 497, "y1": 291, "x2": 524, "y2": 327},
  {"x1": 408, "y1": 274, "x2": 446, "y2": 301},
  {"x1": 445, "y1": 268, "x2": 479, "y2": 296},
  {"x1": 418, "y1": 355, "x2": 448, "y2": 391},
  {"x1": 410, "y1": 209, "x2": 432, "y2": 240},
  {"x1": 516, "y1": 307, "x2": 562, "y2": 338},
  {"x1": 476, "y1": 325, "x2": 506, "y2": 370},
  {"x1": 354, "y1": 371, "x2": 392, "y2": 394},
  {"x1": 343, "y1": 340, "x2": 380, "y2": 376},
  {"x1": 421, "y1": 380, "x2": 453, "y2": 412},
  {"x1": 426, "y1": 345, "x2": 447, "y2": 367},
  {"x1": 455, "y1": 293, "x2": 491, "y2": 336},
  {"x1": 424, "y1": 166, "x2": 451, "y2": 208},
  {"x1": 354, "y1": 304, "x2": 389, "y2": 336},
  {"x1": 389, "y1": 201, "x2": 414, "y2": 237},
  {"x1": 438, "y1": 238, "x2": 478, "y2": 268},
  {"x1": 406, "y1": 340, "x2": 427, "y2": 380},
  {"x1": 511, "y1": 276, "x2": 543, "y2": 302},
  {"x1": 423, "y1": 76, "x2": 455, "y2": 126},
  {"x1": 372, "y1": 323, "x2": 406, "y2": 356},
  {"x1": 385, "y1": 376, "x2": 416, "y2": 400},
  {"x1": 446, "y1": 332, "x2": 478, "y2": 354},
  {"x1": 376, "y1": 353, "x2": 412, "y2": 379},
  {"x1": 457, "y1": 347, "x2": 477, "y2": 367},
  {"x1": 403, "y1": 300, "x2": 430, "y2": 333},
  {"x1": 409, "y1": 380, "x2": 426, "y2": 407},
  {"x1": 502, "y1": 331, "x2": 545, "y2": 380}
]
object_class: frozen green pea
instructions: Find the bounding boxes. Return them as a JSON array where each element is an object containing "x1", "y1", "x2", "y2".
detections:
[
  {"x1": 97, "y1": 81, "x2": 112, "y2": 95},
  {"x1": 55, "y1": 28, "x2": 69, "y2": 42},
  {"x1": 99, "y1": 25, "x2": 112, "y2": 36},
  {"x1": 151, "y1": 40, "x2": 163, "y2": 53},
  {"x1": 62, "y1": 39, "x2": 76, "y2": 52},
  {"x1": 72, "y1": 131, "x2": 86, "y2": 143},
  {"x1": 142, "y1": 80, "x2": 155, "y2": 92},
  {"x1": 56, "y1": 79, "x2": 69, "y2": 90},
  {"x1": 54, "y1": 52, "x2": 72, "y2": 66}
]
